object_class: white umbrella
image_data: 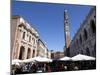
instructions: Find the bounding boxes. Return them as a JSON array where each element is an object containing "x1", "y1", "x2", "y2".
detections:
[
  {"x1": 22, "y1": 58, "x2": 36, "y2": 63},
  {"x1": 71, "y1": 54, "x2": 96, "y2": 61},
  {"x1": 59, "y1": 56, "x2": 71, "y2": 61},
  {"x1": 12, "y1": 59, "x2": 22, "y2": 65},
  {"x1": 33, "y1": 56, "x2": 52, "y2": 62}
]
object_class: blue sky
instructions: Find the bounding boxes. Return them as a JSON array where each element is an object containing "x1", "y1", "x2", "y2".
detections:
[{"x1": 12, "y1": 1, "x2": 92, "y2": 51}]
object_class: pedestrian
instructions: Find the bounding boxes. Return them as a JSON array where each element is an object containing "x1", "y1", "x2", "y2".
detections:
[
  {"x1": 47, "y1": 65, "x2": 51, "y2": 72},
  {"x1": 74, "y1": 66, "x2": 79, "y2": 70},
  {"x1": 31, "y1": 64, "x2": 37, "y2": 73},
  {"x1": 64, "y1": 65, "x2": 67, "y2": 70}
]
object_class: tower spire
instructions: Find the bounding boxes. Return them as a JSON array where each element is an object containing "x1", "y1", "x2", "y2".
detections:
[{"x1": 64, "y1": 9, "x2": 71, "y2": 56}]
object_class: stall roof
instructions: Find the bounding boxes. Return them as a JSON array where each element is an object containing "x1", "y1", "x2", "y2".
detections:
[
  {"x1": 71, "y1": 54, "x2": 96, "y2": 61},
  {"x1": 59, "y1": 56, "x2": 71, "y2": 61}
]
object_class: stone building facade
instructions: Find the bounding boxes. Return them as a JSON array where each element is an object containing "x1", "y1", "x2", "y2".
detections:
[
  {"x1": 37, "y1": 39, "x2": 48, "y2": 57},
  {"x1": 70, "y1": 7, "x2": 96, "y2": 57},
  {"x1": 47, "y1": 51, "x2": 51, "y2": 59},
  {"x1": 11, "y1": 16, "x2": 50, "y2": 60},
  {"x1": 51, "y1": 51, "x2": 64, "y2": 59}
]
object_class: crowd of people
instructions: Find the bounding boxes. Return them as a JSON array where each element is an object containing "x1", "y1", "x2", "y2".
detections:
[{"x1": 11, "y1": 60, "x2": 96, "y2": 75}]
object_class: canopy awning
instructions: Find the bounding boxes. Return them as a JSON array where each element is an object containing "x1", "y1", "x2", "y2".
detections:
[
  {"x1": 12, "y1": 59, "x2": 22, "y2": 65},
  {"x1": 71, "y1": 54, "x2": 96, "y2": 61},
  {"x1": 22, "y1": 58, "x2": 36, "y2": 63},
  {"x1": 59, "y1": 56, "x2": 71, "y2": 61},
  {"x1": 33, "y1": 56, "x2": 52, "y2": 62}
]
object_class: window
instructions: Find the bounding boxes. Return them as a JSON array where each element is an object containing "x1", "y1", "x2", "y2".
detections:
[
  {"x1": 32, "y1": 38, "x2": 35, "y2": 44},
  {"x1": 29, "y1": 36, "x2": 31, "y2": 42},
  {"x1": 86, "y1": 47, "x2": 90, "y2": 56},
  {"x1": 84, "y1": 29, "x2": 88, "y2": 40},
  {"x1": 90, "y1": 20, "x2": 96, "y2": 33},
  {"x1": 22, "y1": 32, "x2": 25, "y2": 39},
  {"x1": 79, "y1": 35, "x2": 82, "y2": 44}
]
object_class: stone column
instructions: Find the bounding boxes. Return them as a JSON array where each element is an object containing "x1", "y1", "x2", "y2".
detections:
[
  {"x1": 24, "y1": 45, "x2": 28, "y2": 59},
  {"x1": 17, "y1": 43, "x2": 21, "y2": 59},
  {"x1": 16, "y1": 27, "x2": 23, "y2": 59}
]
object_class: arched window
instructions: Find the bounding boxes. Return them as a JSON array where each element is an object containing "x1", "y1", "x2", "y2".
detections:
[
  {"x1": 90, "y1": 20, "x2": 96, "y2": 33},
  {"x1": 86, "y1": 47, "x2": 90, "y2": 56},
  {"x1": 29, "y1": 36, "x2": 31, "y2": 42},
  {"x1": 79, "y1": 35, "x2": 82, "y2": 44},
  {"x1": 22, "y1": 32, "x2": 25, "y2": 39},
  {"x1": 19, "y1": 46, "x2": 25, "y2": 60},
  {"x1": 32, "y1": 38, "x2": 35, "y2": 45},
  {"x1": 27, "y1": 48, "x2": 31, "y2": 59},
  {"x1": 84, "y1": 29, "x2": 88, "y2": 40}
]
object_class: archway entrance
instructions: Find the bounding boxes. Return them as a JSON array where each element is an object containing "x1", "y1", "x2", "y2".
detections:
[
  {"x1": 27, "y1": 48, "x2": 31, "y2": 59},
  {"x1": 19, "y1": 46, "x2": 25, "y2": 60},
  {"x1": 32, "y1": 50, "x2": 35, "y2": 57}
]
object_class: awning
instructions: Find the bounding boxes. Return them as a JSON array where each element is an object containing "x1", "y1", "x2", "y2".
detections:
[
  {"x1": 33, "y1": 56, "x2": 52, "y2": 62},
  {"x1": 12, "y1": 59, "x2": 22, "y2": 65},
  {"x1": 71, "y1": 54, "x2": 96, "y2": 61},
  {"x1": 59, "y1": 56, "x2": 71, "y2": 61},
  {"x1": 22, "y1": 58, "x2": 36, "y2": 63}
]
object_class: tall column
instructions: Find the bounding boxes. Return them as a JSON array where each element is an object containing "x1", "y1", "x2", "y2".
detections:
[
  {"x1": 17, "y1": 27, "x2": 24, "y2": 59},
  {"x1": 17, "y1": 43, "x2": 21, "y2": 59},
  {"x1": 64, "y1": 9, "x2": 71, "y2": 56},
  {"x1": 16, "y1": 27, "x2": 22, "y2": 59}
]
